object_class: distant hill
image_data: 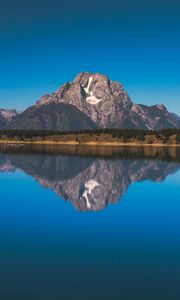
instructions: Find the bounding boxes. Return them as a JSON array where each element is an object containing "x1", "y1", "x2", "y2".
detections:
[
  {"x1": 0, "y1": 109, "x2": 18, "y2": 129},
  {"x1": 4, "y1": 72, "x2": 180, "y2": 130}
]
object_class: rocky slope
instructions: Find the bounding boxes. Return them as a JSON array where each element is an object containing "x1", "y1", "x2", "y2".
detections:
[
  {"x1": 7, "y1": 102, "x2": 97, "y2": 130},
  {"x1": 6, "y1": 72, "x2": 180, "y2": 130},
  {"x1": 0, "y1": 109, "x2": 18, "y2": 129}
]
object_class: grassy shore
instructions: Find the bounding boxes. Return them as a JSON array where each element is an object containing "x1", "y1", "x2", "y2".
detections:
[
  {"x1": 0, "y1": 138, "x2": 179, "y2": 147},
  {"x1": 0, "y1": 130, "x2": 180, "y2": 147}
]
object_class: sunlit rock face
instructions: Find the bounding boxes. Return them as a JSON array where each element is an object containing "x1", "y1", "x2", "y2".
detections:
[
  {"x1": 34, "y1": 72, "x2": 180, "y2": 130},
  {"x1": 0, "y1": 148, "x2": 179, "y2": 212},
  {"x1": 35, "y1": 72, "x2": 133, "y2": 129}
]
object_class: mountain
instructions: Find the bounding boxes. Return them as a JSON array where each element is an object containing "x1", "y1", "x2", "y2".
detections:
[
  {"x1": 7, "y1": 72, "x2": 180, "y2": 130},
  {"x1": 0, "y1": 149, "x2": 179, "y2": 211},
  {"x1": 7, "y1": 102, "x2": 97, "y2": 130},
  {"x1": 0, "y1": 109, "x2": 18, "y2": 129}
]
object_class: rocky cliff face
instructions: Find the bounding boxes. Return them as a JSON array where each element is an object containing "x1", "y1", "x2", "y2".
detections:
[
  {"x1": 35, "y1": 72, "x2": 180, "y2": 130},
  {"x1": 0, "y1": 109, "x2": 18, "y2": 129}
]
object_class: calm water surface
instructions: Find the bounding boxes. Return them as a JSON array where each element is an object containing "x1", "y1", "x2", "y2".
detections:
[{"x1": 0, "y1": 145, "x2": 180, "y2": 299}]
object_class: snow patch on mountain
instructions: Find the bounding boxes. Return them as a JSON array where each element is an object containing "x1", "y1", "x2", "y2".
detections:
[
  {"x1": 86, "y1": 96, "x2": 102, "y2": 105},
  {"x1": 84, "y1": 76, "x2": 93, "y2": 94}
]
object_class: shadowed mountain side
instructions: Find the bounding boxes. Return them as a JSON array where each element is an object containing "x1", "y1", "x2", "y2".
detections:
[
  {"x1": 0, "y1": 151, "x2": 179, "y2": 211},
  {"x1": 7, "y1": 103, "x2": 97, "y2": 130}
]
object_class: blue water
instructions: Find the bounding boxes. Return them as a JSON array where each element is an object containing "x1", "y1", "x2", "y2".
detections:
[{"x1": 0, "y1": 147, "x2": 180, "y2": 299}]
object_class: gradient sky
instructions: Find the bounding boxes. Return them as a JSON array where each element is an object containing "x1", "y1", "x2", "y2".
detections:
[{"x1": 0, "y1": 0, "x2": 180, "y2": 114}]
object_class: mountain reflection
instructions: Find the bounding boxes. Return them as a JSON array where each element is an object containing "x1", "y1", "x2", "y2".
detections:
[{"x1": 0, "y1": 145, "x2": 180, "y2": 211}]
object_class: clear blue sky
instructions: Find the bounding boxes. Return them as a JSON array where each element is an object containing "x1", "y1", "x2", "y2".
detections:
[{"x1": 0, "y1": 0, "x2": 180, "y2": 114}]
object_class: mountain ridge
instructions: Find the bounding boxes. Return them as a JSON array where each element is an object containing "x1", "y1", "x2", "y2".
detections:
[{"x1": 3, "y1": 72, "x2": 180, "y2": 130}]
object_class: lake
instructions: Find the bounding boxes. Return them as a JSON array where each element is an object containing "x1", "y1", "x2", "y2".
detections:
[{"x1": 0, "y1": 145, "x2": 180, "y2": 300}]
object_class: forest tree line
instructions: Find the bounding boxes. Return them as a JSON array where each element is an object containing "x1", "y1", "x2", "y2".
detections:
[{"x1": 0, "y1": 128, "x2": 180, "y2": 143}]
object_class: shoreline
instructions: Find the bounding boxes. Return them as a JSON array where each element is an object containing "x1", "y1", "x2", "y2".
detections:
[{"x1": 0, "y1": 140, "x2": 180, "y2": 147}]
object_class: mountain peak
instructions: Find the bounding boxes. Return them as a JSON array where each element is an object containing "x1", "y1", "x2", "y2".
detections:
[
  {"x1": 36, "y1": 72, "x2": 129, "y2": 108},
  {"x1": 4, "y1": 72, "x2": 180, "y2": 131},
  {"x1": 156, "y1": 103, "x2": 167, "y2": 111},
  {"x1": 74, "y1": 72, "x2": 109, "y2": 83}
]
